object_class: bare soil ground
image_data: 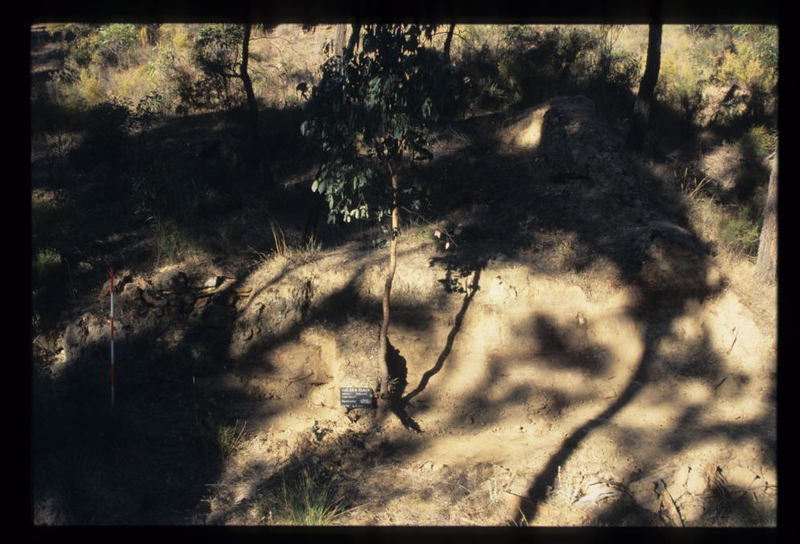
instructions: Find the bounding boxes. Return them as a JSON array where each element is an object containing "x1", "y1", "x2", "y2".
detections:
[
  {"x1": 32, "y1": 98, "x2": 776, "y2": 527},
  {"x1": 195, "y1": 235, "x2": 776, "y2": 526},
  {"x1": 30, "y1": 28, "x2": 776, "y2": 526}
]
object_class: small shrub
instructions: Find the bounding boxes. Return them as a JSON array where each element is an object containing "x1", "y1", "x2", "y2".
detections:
[
  {"x1": 458, "y1": 42, "x2": 513, "y2": 112},
  {"x1": 216, "y1": 419, "x2": 247, "y2": 458},
  {"x1": 743, "y1": 125, "x2": 777, "y2": 158},
  {"x1": 258, "y1": 463, "x2": 349, "y2": 526},
  {"x1": 476, "y1": 25, "x2": 640, "y2": 116},
  {"x1": 75, "y1": 67, "x2": 107, "y2": 106},
  {"x1": 32, "y1": 195, "x2": 74, "y2": 247},
  {"x1": 149, "y1": 218, "x2": 196, "y2": 264},
  {"x1": 34, "y1": 248, "x2": 63, "y2": 279},
  {"x1": 718, "y1": 206, "x2": 760, "y2": 256},
  {"x1": 657, "y1": 27, "x2": 711, "y2": 126},
  {"x1": 96, "y1": 24, "x2": 140, "y2": 68},
  {"x1": 66, "y1": 31, "x2": 100, "y2": 68},
  {"x1": 190, "y1": 24, "x2": 245, "y2": 110},
  {"x1": 111, "y1": 65, "x2": 159, "y2": 108}
]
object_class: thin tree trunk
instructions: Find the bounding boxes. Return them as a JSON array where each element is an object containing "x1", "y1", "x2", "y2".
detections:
[
  {"x1": 628, "y1": 22, "x2": 662, "y2": 150},
  {"x1": 756, "y1": 153, "x2": 778, "y2": 284},
  {"x1": 301, "y1": 25, "x2": 350, "y2": 245},
  {"x1": 378, "y1": 161, "x2": 399, "y2": 401},
  {"x1": 334, "y1": 24, "x2": 347, "y2": 57},
  {"x1": 443, "y1": 23, "x2": 455, "y2": 63},
  {"x1": 344, "y1": 23, "x2": 361, "y2": 61},
  {"x1": 240, "y1": 23, "x2": 272, "y2": 188},
  {"x1": 241, "y1": 24, "x2": 258, "y2": 134},
  {"x1": 303, "y1": 191, "x2": 324, "y2": 245}
]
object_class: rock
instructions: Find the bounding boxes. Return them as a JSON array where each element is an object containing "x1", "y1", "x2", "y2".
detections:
[
  {"x1": 686, "y1": 466, "x2": 707, "y2": 495},
  {"x1": 674, "y1": 465, "x2": 691, "y2": 489},
  {"x1": 141, "y1": 290, "x2": 167, "y2": 307},
  {"x1": 119, "y1": 283, "x2": 142, "y2": 306},
  {"x1": 725, "y1": 465, "x2": 760, "y2": 490},
  {"x1": 204, "y1": 276, "x2": 225, "y2": 289},
  {"x1": 154, "y1": 269, "x2": 188, "y2": 291},
  {"x1": 122, "y1": 282, "x2": 140, "y2": 295},
  {"x1": 34, "y1": 333, "x2": 60, "y2": 354},
  {"x1": 98, "y1": 269, "x2": 133, "y2": 298},
  {"x1": 628, "y1": 478, "x2": 661, "y2": 514},
  {"x1": 62, "y1": 312, "x2": 106, "y2": 361}
]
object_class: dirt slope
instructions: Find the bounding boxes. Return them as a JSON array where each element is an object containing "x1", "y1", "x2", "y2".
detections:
[{"x1": 32, "y1": 96, "x2": 777, "y2": 526}]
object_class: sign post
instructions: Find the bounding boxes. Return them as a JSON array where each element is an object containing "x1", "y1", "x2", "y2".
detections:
[{"x1": 340, "y1": 387, "x2": 375, "y2": 409}]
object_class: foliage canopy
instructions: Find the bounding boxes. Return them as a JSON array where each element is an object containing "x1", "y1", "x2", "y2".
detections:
[{"x1": 300, "y1": 24, "x2": 447, "y2": 224}]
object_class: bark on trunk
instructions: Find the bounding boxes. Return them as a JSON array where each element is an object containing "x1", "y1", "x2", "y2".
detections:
[
  {"x1": 240, "y1": 24, "x2": 272, "y2": 188},
  {"x1": 628, "y1": 23, "x2": 662, "y2": 150},
  {"x1": 240, "y1": 24, "x2": 258, "y2": 135},
  {"x1": 344, "y1": 23, "x2": 361, "y2": 61},
  {"x1": 303, "y1": 25, "x2": 354, "y2": 245},
  {"x1": 303, "y1": 191, "x2": 324, "y2": 246},
  {"x1": 334, "y1": 24, "x2": 347, "y2": 57},
  {"x1": 443, "y1": 23, "x2": 455, "y2": 63},
  {"x1": 377, "y1": 162, "x2": 399, "y2": 400},
  {"x1": 756, "y1": 153, "x2": 778, "y2": 284}
]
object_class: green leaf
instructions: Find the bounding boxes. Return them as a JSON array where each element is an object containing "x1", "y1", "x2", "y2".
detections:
[{"x1": 311, "y1": 179, "x2": 319, "y2": 192}]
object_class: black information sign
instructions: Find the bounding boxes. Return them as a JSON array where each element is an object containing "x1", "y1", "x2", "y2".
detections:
[{"x1": 340, "y1": 387, "x2": 375, "y2": 409}]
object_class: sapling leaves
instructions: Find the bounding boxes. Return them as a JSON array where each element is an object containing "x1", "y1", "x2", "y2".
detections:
[{"x1": 301, "y1": 24, "x2": 442, "y2": 225}]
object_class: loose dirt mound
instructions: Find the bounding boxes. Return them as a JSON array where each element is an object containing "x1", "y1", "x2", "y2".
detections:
[{"x1": 33, "y1": 97, "x2": 776, "y2": 526}]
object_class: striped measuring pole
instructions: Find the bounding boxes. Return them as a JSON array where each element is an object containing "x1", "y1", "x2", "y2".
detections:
[{"x1": 108, "y1": 267, "x2": 116, "y2": 407}]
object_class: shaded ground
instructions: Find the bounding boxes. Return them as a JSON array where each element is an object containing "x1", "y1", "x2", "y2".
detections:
[{"x1": 31, "y1": 30, "x2": 776, "y2": 527}]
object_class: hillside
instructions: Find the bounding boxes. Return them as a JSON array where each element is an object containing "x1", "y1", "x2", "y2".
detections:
[{"x1": 31, "y1": 24, "x2": 777, "y2": 527}]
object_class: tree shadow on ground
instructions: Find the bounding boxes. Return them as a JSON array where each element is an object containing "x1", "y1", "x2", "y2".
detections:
[
  {"x1": 512, "y1": 290, "x2": 716, "y2": 525},
  {"x1": 386, "y1": 91, "x2": 772, "y2": 527},
  {"x1": 385, "y1": 341, "x2": 422, "y2": 433},
  {"x1": 587, "y1": 493, "x2": 665, "y2": 527},
  {"x1": 698, "y1": 468, "x2": 776, "y2": 526},
  {"x1": 402, "y1": 267, "x2": 482, "y2": 405},
  {"x1": 31, "y1": 29, "x2": 777, "y2": 525},
  {"x1": 527, "y1": 313, "x2": 612, "y2": 377}
]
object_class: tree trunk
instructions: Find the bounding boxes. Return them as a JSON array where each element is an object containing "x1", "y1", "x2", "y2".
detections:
[
  {"x1": 443, "y1": 23, "x2": 455, "y2": 63},
  {"x1": 334, "y1": 24, "x2": 347, "y2": 57},
  {"x1": 344, "y1": 23, "x2": 361, "y2": 61},
  {"x1": 628, "y1": 22, "x2": 662, "y2": 150},
  {"x1": 303, "y1": 191, "x2": 324, "y2": 246},
  {"x1": 300, "y1": 24, "x2": 355, "y2": 246},
  {"x1": 240, "y1": 23, "x2": 272, "y2": 188},
  {"x1": 756, "y1": 153, "x2": 778, "y2": 284},
  {"x1": 240, "y1": 24, "x2": 258, "y2": 135},
  {"x1": 377, "y1": 162, "x2": 399, "y2": 401}
]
